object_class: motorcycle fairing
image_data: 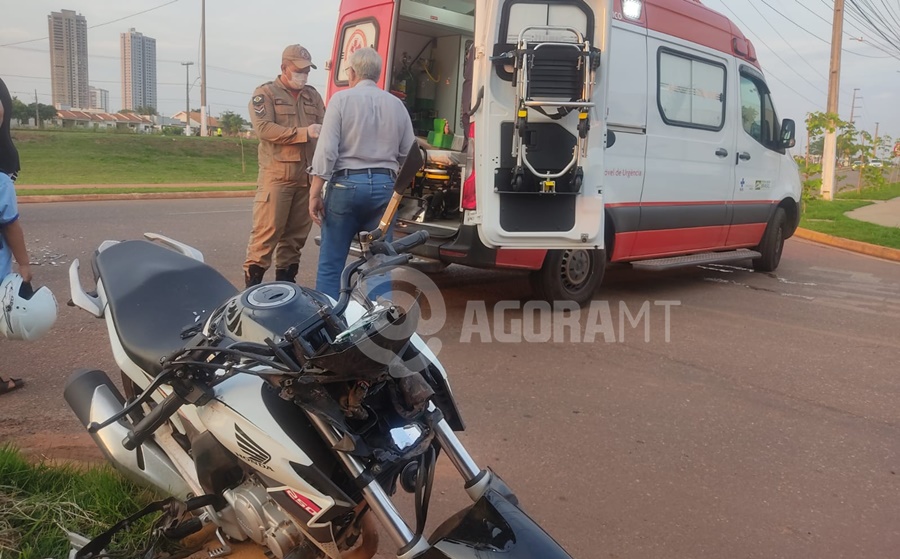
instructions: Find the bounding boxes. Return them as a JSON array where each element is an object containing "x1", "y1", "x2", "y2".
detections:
[
  {"x1": 197, "y1": 374, "x2": 353, "y2": 510},
  {"x1": 420, "y1": 473, "x2": 573, "y2": 559}
]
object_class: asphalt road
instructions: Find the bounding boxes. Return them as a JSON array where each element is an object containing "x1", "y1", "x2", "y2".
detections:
[{"x1": 2, "y1": 199, "x2": 899, "y2": 559}]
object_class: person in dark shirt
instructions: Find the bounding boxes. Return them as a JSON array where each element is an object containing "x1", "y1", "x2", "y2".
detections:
[{"x1": 0, "y1": 77, "x2": 20, "y2": 181}]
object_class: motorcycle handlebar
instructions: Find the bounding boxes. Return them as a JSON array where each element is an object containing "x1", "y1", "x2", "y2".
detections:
[
  {"x1": 122, "y1": 391, "x2": 185, "y2": 451},
  {"x1": 389, "y1": 230, "x2": 430, "y2": 255},
  {"x1": 331, "y1": 231, "x2": 430, "y2": 317}
]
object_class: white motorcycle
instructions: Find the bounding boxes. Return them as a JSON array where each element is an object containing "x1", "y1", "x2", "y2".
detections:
[{"x1": 64, "y1": 147, "x2": 574, "y2": 559}]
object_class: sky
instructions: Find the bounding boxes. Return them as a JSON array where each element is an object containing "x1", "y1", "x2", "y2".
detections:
[{"x1": 0, "y1": 0, "x2": 898, "y2": 146}]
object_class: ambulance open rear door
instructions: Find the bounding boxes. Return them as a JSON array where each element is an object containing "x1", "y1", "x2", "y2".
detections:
[{"x1": 471, "y1": 0, "x2": 611, "y2": 250}]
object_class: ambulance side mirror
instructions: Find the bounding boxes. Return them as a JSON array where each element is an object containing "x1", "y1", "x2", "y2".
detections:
[
  {"x1": 780, "y1": 119, "x2": 796, "y2": 149},
  {"x1": 606, "y1": 130, "x2": 616, "y2": 149}
]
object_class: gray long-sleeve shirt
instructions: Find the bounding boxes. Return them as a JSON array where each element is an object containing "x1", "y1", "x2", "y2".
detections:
[{"x1": 310, "y1": 80, "x2": 415, "y2": 179}]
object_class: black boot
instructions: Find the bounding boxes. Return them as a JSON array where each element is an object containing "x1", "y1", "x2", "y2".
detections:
[
  {"x1": 274, "y1": 263, "x2": 299, "y2": 283},
  {"x1": 244, "y1": 265, "x2": 266, "y2": 288}
]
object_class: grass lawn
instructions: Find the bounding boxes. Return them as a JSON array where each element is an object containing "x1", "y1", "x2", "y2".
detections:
[
  {"x1": 0, "y1": 445, "x2": 162, "y2": 558},
  {"x1": 801, "y1": 197, "x2": 900, "y2": 250},
  {"x1": 11, "y1": 129, "x2": 259, "y2": 185},
  {"x1": 835, "y1": 181, "x2": 900, "y2": 201}
]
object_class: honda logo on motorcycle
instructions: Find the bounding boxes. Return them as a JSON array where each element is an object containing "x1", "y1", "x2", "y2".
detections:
[{"x1": 235, "y1": 424, "x2": 273, "y2": 471}]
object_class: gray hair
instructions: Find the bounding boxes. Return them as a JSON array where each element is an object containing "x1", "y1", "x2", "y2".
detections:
[{"x1": 348, "y1": 47, "x2": 382, "y2": 81}]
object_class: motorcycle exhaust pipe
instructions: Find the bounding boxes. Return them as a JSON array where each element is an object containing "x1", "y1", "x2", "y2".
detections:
[{"x1": 64, "y1": 369, "x2": 192, "y2": 499}]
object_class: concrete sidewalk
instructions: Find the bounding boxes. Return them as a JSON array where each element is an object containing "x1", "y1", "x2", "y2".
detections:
[
  {"x1": 845, "y1": 196, "x2": 900, "y2": 228},
  {"x1": 16, "y1": 181, "x2": 254, "y2": 190}
]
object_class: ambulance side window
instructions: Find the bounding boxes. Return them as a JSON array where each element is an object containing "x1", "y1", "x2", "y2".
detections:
[
  {"x1": 740, "y1": 73, "x2": 783, "y2": 153},
  {"x1": 657, "y1": 48, "x2": 726, "y2": 131}
]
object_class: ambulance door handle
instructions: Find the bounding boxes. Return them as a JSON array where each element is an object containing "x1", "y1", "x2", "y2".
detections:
[
  {"x1": 738, "y1": 152, "x2": 751, "y2": 162},
  {"x1": 715, "y1": 148, "x2": 728, "y2": 158}
]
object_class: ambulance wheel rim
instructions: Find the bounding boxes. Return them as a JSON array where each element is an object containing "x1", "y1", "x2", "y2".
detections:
[{"x1": 561, "y1": 250, "x2": 590, "y2": 288}]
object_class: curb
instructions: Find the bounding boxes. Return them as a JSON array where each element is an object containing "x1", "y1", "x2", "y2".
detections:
[
  {"x1": 794, "y1": 228, "x2": 900, "y2": 263},
  {"x1": 18, "y1": 190, "x2": 255, "y2": 204}
]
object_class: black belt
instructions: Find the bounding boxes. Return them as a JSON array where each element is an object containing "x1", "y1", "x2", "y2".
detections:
[{"x1": 332, "y1": 168, "x2": 395, "y2": 178}]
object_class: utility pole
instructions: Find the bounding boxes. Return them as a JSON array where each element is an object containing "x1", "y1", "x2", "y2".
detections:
[
  {"x1": 821, "y1": 0, "x2": 845, "y2": 201},
  {"x1": 873, "y1": 121, "x2": 880, "y2": 159},
  {"x1": 182, "y1": 61, "x2": 194, "y2": 136},
  {"x1": 33, "y1": 90, "x2": 39, "y2": 128},
  {"x1": 849, "y1": 88, "x2": 861, "y2": 124},
  {"x1": 200, "y1": 0, "x2": 208, "y2": 137}
]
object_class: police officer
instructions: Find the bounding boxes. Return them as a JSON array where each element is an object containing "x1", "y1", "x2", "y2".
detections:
[{"x1": 243, "y1": 45, "x2": 325, "y2": 288}]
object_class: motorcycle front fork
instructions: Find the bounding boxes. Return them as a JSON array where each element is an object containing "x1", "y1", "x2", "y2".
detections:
[{"x1": 305, "y1": 403, "x2": 490, "y2": 558}]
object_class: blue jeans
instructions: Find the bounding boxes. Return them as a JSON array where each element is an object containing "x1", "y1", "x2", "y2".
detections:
[{"x1": 316, "y1": 172, "x2": 395, "y2": 300}]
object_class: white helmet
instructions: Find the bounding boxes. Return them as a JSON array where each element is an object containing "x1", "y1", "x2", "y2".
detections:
[{"x1": 1, "y1": 273, "x2": 58, "y2": 341}]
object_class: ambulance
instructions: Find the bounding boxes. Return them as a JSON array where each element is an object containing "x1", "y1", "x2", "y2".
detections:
[{"x1": 324, "y1": 0, "x2": 801, "y2": 304}]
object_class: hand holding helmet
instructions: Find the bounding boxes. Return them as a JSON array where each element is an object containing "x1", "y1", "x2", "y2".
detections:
[{"x1": 1, "y1": 273, "x2": 58, "y2": 341}]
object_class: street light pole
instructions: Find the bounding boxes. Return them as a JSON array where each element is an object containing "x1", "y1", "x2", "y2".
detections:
[
  {"x1": 182, "y1": 61, "x2": 194, "y2": 136},
  {"x1": 821, "y1": 0, "x2": 845, "y2": 201},
  {"x1": 200, "y1": 0, "x2": 208, "y2": 137}
]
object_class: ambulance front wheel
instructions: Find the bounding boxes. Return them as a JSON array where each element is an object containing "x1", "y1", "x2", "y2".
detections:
[
  {"x1": 752, "y1": 207, "x2": 786, "y2": 272},
  {"x1": 531, "y1": 249, "x2": 605, "y2": 306}
]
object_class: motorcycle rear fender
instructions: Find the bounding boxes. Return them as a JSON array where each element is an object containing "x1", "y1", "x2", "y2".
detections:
[{"x1": 417, "y1": 473, "x2": 573, "y2": 559}]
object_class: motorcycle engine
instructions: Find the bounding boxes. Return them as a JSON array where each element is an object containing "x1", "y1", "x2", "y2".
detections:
[{"x1": 223, "y1": 477, "x2": 311, "y2": 558}]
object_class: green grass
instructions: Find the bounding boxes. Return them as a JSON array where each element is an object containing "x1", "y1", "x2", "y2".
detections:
[
  {"x1": 18, "y1": 185, "x2": 255, "y2": 196},
  {"x1": 0, "y1": 445, "x2": 161, "y2": 558},
  {"x1": 835, "y1": 181, "x2": 900, "y2": 201},
  {"x1": 801, "y1": 198, "x2": 900, "y2": 250},
  {"x1": 11, "y1": 129, "x2": 259, "y2": 185}
]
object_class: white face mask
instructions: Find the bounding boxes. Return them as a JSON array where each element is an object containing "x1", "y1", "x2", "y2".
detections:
[{"x1": 287, "y1": 71, "x2": 308, "y2": 89}]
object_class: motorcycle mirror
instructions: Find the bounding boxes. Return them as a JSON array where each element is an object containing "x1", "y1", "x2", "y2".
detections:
[{"x1": 368, "y1": 143, "x2": 425, "y2": 241}]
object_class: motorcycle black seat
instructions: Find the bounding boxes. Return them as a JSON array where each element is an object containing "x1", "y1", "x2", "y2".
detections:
[{"x1": 95, "y1": 240, "x2": 238, "y2": 377}]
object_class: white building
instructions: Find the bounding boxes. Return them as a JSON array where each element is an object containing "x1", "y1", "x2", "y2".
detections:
[
  {"x1": 89, "y1": 86, "x2": 109, "y2": 112},
  {"x1": 121, "y1": 28, "x2": 157, "y2": 112},
  {"x1": 48, "y1": 10, "x2": 90, "y2": 109}
]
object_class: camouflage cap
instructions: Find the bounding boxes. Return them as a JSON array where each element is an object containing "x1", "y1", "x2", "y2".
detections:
[{"x1": 282, "y1": 44, "x2": 317, "y2": 70}]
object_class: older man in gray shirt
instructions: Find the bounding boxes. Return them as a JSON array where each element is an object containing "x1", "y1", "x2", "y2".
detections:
[{"x1": 309, "y1": 47, "x2": 416, "y2": 299}]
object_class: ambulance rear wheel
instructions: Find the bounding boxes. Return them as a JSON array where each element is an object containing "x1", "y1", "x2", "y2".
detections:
[
  {"x1": 752, "y1": 207, "x2": 786, "y2": 272},
  {"x1": 531, "y1": 249, "x2": 605, "y2": 306}
]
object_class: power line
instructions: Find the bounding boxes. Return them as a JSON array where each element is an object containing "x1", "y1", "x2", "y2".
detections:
[
  {"x1": 749, "y1": 1, "x2": 829, "y2": 81},
  {"x1": 0, "y1": 0, "x2": 182, "y2": 47},
  {"x1": 846, "y1": 0, "x2": 900, "y2": 54},
  {"x1": 799, "y1": 0, "x2": 886, "y2": 52},
  {"x1": 782, "y1": 0, "x2": 897, "y2": 59},
  {"x1": 718, "y1": 1, "x2": 827, "y2": 105}
]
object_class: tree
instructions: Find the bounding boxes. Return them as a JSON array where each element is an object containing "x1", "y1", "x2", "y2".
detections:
[
  {"x1": 809, "y1": 136, "x2": 824, "y2": 156},
  {"x1": 218, "y1": 111, "x2": 248, "y2": 136},
  {"x1": 10, "y1": 97, "x2": 30, "y2": 123},
  {"x1": 23, "y1": 102, "x2": 57, "y2": 127},
  {"x1": 135, "y1": 106, "x2": 158, "y2": 116}
]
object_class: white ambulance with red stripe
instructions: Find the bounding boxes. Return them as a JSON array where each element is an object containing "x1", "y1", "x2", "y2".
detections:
[{"x1": 325, "y1": 0, "x2": 800, "y2": 304}]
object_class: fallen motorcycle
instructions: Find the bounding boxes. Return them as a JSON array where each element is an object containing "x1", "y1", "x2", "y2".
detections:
[{"x1": 64, "y1": 146, "x2": 574, "y2": 559}]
